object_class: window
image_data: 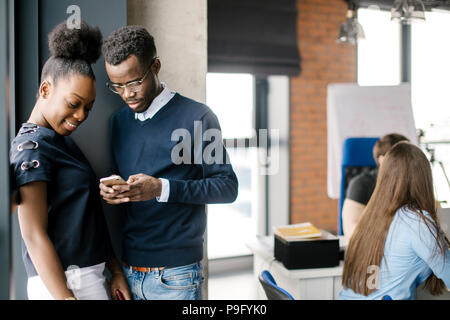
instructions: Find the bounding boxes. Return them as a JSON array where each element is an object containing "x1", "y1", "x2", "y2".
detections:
[
  {"x1": 206, "y1": 73, "x2": 254, "y2": 140},
  {"x1": 206, "y1": 73, "x2": 259, "y2": 259},
  {"x1": 411, "y1": 10, "x2": 450, "y2": 206},
  {"x1": 357, "y1": 8, "x2": 401, "y2": 86},
  {"x1": 357, "y1": 8, "x2": 450, "y2": 206}
]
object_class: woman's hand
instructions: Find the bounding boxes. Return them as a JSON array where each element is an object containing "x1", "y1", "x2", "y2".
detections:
[
  {"x1": 106, "y1": 258, "x2": 131, "y2": 300},
  {"x1": 109, "y1": 272, "x2": 131, "y2": 300}
]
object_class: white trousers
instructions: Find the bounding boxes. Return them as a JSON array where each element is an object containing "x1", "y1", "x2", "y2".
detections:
[{"x1": 27, "y1": 262, "x2": 110, "y2": 300}]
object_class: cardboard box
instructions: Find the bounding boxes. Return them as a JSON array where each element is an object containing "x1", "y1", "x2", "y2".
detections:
[{"x1": 274, "y1": 230, "x2": 340, "y2": 269}]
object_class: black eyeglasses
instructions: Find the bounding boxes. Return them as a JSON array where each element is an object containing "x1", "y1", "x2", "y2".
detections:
[{"x1": 106, "y1": 57, "x2": 158, "y2": 95}]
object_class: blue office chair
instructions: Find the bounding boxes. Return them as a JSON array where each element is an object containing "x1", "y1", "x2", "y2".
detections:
[
  {"x1": 338, "y1": 137, "x2": 379, "y2": 236},
  {"x1": 258, "y1": 270, "x2": 294, "y2": 300}
]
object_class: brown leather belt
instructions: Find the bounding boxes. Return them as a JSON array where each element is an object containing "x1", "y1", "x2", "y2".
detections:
[{"x1": 123, "y1": 262, "x2": 165, "y2": 273}]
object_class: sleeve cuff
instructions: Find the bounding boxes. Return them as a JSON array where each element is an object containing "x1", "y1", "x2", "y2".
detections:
[{"x1": 156, "y1": 178, "x2": 170, "y2": 202}]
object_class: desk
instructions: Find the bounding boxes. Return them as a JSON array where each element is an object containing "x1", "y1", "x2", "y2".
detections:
[
  {"x1": 248, "y1": 236, "x2": 450, "y2": 300},
  {"x1": 247, "y1": 236, "x2": 345, "y2": 300}
]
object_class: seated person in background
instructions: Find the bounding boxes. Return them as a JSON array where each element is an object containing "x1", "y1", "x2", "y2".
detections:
[
  {"x1": 339, "y1": 142, "x2": 450, "y2": 300},
  {"x1": 342, "y1": 133, "x2": 409, "y2": 240}
]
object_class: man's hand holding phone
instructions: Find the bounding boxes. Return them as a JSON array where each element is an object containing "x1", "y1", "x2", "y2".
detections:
[
  {"x1": 99, "y1": 175, "x2": 131, "y2": 204},
  {"x1": 99, "y1": 174, "x2": 162, "y2": 204}
]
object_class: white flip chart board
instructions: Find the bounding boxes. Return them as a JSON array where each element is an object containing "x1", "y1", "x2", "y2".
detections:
[{"x1": 327, "y1": 83, "x2": 418, "y2": 199}]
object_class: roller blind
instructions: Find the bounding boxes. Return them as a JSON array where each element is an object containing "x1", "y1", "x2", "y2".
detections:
[{"x1": 208, "y1": 0, "x2": 301, "y2": 76}]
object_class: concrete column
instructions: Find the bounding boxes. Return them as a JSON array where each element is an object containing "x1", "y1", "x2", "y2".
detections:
[
  {"x1": 127, "y1": 0, "x2": 209, "y2": 299},
  {"x1": 127, "y1": 0, "x2": 207, "y2": 103}
]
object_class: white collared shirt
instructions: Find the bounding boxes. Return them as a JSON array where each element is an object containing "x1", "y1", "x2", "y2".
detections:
[
  {"x1": 135, "y1": 82, "x2": 175, "y2": 202},
  {"x1": 135, "y1": 82, "x2": 176, "y2": 121}
]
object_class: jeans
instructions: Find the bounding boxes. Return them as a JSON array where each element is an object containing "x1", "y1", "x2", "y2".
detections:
[{"x1": 122, "y1": 262, "x2": 203, "y2": 300}]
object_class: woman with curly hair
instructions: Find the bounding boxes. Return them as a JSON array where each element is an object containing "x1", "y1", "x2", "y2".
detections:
[
  {"x1": 10, "y1": 21, "x2": 130, "y2": 300},
  {"x1": 340, "y1": 141, "x2": 450, "y2": 300}
]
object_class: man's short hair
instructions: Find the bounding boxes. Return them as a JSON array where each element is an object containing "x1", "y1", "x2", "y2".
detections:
[
  {"x1": 373, "y1": 133, "x2": 410, "y2": 166},
  {"x1": 102, "y1": 25, "x2": 156, "y2": 67}
]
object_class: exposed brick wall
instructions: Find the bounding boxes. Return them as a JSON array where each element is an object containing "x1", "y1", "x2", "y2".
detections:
[{"x1": 290, "y1": 0, "x2": 357, "y2": 233}]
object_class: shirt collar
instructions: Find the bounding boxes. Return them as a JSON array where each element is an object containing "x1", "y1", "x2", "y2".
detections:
[{"x1": 135, "y1": 82, "x2": 176, "y2": 121}]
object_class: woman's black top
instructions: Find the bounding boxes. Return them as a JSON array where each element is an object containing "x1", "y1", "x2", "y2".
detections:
[{"x1": 10, "y1": 123, "x2": 114, "y2": 277}]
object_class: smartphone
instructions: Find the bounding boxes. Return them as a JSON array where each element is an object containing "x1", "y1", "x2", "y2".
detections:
[
  {"x1": 115, "y1": 289, "x2": 124, "y2": 300},
  {"x1": 100, "y1": 175, "x2": 128, "y2": 187}
]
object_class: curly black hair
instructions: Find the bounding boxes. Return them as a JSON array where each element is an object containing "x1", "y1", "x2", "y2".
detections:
[
  {"x1": 40, "y1": 20, "x2": 103, "y2": 86},
  {"x1": 102, "y1": 25, "x2": 156, "y2": 67}
]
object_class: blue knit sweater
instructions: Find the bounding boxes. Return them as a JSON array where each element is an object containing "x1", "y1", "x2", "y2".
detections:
[{"x1": 110, "y1": 93, "x2": 238, "y2": 267}]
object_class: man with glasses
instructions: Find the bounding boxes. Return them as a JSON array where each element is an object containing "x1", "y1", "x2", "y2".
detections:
[{"x1": 100, "y1": 26, "x2": 238, "y2": 300}]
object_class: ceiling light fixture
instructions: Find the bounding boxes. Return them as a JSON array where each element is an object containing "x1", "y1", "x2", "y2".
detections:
[
  {"x1": 337, "y1": 2, "x2": 365, "y2": 45},
  {"x1": 391, "y1": 0, "x2": 426, "y2": 23}
]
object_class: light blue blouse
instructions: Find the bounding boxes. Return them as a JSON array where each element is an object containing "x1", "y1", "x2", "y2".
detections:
[{"x1": 339, "y1": 206, "x2": 450, "y2": 300}]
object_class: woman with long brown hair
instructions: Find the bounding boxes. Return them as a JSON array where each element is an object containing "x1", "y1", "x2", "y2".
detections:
[{"x1": 339, "y1": 141, "x2": 450, "y2": 300}]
